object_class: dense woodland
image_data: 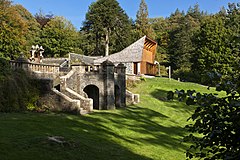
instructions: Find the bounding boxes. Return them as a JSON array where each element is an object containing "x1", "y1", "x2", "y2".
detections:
[{"x1": 0, "y1": 0, "x2": 240, "y2": 159}]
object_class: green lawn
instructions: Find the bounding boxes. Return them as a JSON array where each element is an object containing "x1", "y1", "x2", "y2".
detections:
[{"x1": 0, "y1": 78, "x2": 221, "y2": 160}]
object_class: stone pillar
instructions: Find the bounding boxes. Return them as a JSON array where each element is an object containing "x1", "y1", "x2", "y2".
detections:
[
  {"x1": 102, "y1": 60, "x2": 115, "y2": 110},
  {"x1": 16, "y1": 53, "x2": 29, "y2": 71},
  {"x1": 116, "y1": 63, "x2": 126, "y2": 107}
]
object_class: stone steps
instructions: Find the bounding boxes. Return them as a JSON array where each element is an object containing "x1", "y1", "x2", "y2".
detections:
[{"x1": 79, "y1": 109, "x2": 89, "y2": 115}]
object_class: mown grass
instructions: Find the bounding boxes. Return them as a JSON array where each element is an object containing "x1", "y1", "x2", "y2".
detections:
[{"x1": 0, "y1": 77, "x2": 222, "y2": 160}]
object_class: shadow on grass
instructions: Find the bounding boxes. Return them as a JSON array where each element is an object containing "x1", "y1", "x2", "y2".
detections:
[
  {"x1": 83, "y1": 106, "x2": 188, "y2": 153},
  {"x1": 0, "y1": 104, "x2": 189, "y2": 160},
  {"x1": 0, "y1": 112, "x2": 152, "y2": 160},
  {"x1": 104, "y1": 106, "x2": 186, "y2": 151},
  {"x1": 151, "y1": 89, "x2": 196, "y2": 113}
]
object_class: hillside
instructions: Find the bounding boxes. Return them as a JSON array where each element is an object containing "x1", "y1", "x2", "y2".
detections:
[{"x1": 0, "y1": 77, "x2": 221, "y2": 160}]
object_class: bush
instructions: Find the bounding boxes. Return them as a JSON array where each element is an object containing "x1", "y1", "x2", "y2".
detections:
[
  {"x1": 0, "y1": 59, "x2": 40, "y2": 112},
  {"x1": 0, "y1": 58, "x2": 11, "y2": 80},
  {"x1": 172, "y1": 71, "x2": 240, "y2": 159},
  {"x1": 172, "y1": 67, "x2": 201, "y2": 83}
]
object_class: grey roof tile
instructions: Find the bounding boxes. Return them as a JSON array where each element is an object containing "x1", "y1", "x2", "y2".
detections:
[
  {"x1": 69, "y1": 53, "x2": 102, "y2": 65},
  {"x1": 94, "y1": 36, "x2": 146, "y2": 64}
]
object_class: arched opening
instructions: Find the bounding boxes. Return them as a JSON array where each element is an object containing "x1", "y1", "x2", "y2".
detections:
[
  {"x1": 54, "y1": 84, "x2": 60, "y2": 91},
  {"x1": 115, "y1": 85, "x2": 121, "y2": 108},
  {"x1": 83, "y1": 85, "x2": 99, "y2": 110}
]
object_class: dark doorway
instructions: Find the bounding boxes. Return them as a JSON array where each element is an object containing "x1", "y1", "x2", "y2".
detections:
[
  {"x1": 133, "y1": 63, "x2": 138, "y2": 75},
  {"x1": 115, "y1": 85, "x2": 121, "y2": 108},
  {"x1": 54, "y1": 84, "x2": 60, "y2": 91},
  {"x1": 83, "y1": 85, "x2": 99, "y2": 109}
]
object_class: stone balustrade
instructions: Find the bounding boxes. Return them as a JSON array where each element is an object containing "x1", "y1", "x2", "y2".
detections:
[{"x1": 10, "y1": 61, "x2": 60, "y2": 73}]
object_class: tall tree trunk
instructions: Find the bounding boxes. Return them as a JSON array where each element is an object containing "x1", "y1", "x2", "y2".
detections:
[{"x1": 105, "y1": 28, "x2": 110, "y2": 56}]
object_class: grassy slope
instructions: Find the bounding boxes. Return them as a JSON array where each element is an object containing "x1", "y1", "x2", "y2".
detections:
[{"x1": 0, "y1": 78, "x2": 220, "y2": 160}]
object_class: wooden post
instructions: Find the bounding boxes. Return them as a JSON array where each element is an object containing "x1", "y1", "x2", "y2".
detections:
[{"x1": 169, "y1": 66, "x2": 171, "y2": 80}]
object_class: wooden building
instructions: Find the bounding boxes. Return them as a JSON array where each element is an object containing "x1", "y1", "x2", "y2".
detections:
[{"x1": 94, "y1": 36, "x2": 157, "y2": 75}]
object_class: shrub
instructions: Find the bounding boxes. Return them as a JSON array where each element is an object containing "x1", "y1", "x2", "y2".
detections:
[
  {"x1": 172, "y1": 67, "x2": 201, "y2": 83},
  {"x1": 0, "y1": 59, "x2": 40, "y2": 112}
]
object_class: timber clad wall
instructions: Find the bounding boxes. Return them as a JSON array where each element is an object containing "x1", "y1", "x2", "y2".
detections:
[
  {"x1": 141, "y1": 37, "x2": 157, "y2": 75},
  {"x1": 94, "y1": 36, "x2": 157, "y2": 76},
  {"x1": 142, "y1": 49, "x2": 154, "y2": 63}
]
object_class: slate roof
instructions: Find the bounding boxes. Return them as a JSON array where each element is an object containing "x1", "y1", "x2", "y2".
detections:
[
  {"x1": 69, "y1": 53, "x2": 102, "y2": 65},
  {"x1": 94, "y1": 36, "x2": 147, "y2": 64},
  {"x1": 42, "y1": 58, "x2": 67, "y2": 65}
]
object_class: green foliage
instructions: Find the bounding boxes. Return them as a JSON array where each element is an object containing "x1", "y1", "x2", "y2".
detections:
[
  {"x1": 168, "y1": 7, "x2": 201, "y2": 71},
  {"x1": 0, "y1": 58, "x2": 40, "y2": 112},
  {"x1": 14, "y1": 4, "x2": 41, "y2": 54},
  {"x1": 40, "y1": 16, "x2": 80, "y2": 57},
  {"x1": 172, "y1": 67, "x2": 201, "y2": 83},
  {"x1": 150, "y1": 17, "x2": 170, "y2": 73},
  {"x1": 193, "y1": 15, "x2": 234, "y2": 78},
  {"x1": 135, "y1": 0, "x2": 155, "y2": 39},
  {"x1": 0, "y1": 1, "x2": 43, "y2": 59},
  {"x1": 0, "y1": 0, "x2": 27, "y2": 59},
  {"x1": 0, "y1": 58, "x2": 11, "y2": 79},
  {"x1": 167, "y1": 91, "x2": 174, "y2": 100},
  {"x1": 82, "y1": 0, "x2": 133, "y2": 56},
  {"x1": 173, "y1": 71, "x2": 240, "y2": 159},
  {"x1": 140, "y1": 76, "x2": 146, "y2": 81},
  {"x1": 151, "y1": 3, "x2": 239, "y2": 84},
  {"x1": 226, "y1": 3, "x2": 240, "y2": 69}
]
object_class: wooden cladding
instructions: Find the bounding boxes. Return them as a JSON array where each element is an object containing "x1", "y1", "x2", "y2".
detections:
[
  {"x1": 140, "y1": 37, "x2": 157, "y2": 75},
  {"x1": 143, "y1": 37, "x2": 157, "y2": 52},
  {"x1": 141, "y1": 62, "x2": 156, "y2": 75},
  {"x1": 142, "y1": 49, "x2": 154, "y2": 63}
]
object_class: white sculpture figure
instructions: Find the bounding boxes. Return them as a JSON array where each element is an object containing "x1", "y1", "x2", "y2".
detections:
[{"x1": 30, "y1": 45, "x2": 44, "y2": 63}]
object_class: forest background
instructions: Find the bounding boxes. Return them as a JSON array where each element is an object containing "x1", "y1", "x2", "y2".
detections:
[{"x1": 0, "y1": 0, "x2": 239, "y2": 83}]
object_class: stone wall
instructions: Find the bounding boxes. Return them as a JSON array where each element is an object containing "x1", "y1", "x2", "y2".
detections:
[
  {"x1": 60, "y1": 61, "x2": 127, "y2": 110},
  {"x1": 39, "y1": 89, "x2": 81, "y2": 114},
  {"x1": 65, "y1": 88, "x2": 93, "y2": 112},
  {"x1": 126, "y1": 90, "x2": 140, "y2": 104},
  {"x1": 36, "y1": 79, "x2": 82, "y2": 114},
  {"x1": 10, "y1": 58, "x2": 129, "y2": 113},
  {"x1": 124, "y1": 62, "x2": 133, "y2": 75},
  {"x1": 114, "y1": 63, "x2": 127, "y2": 107}
]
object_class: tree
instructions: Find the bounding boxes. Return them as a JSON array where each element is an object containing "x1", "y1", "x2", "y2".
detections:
[
  {"x1": 150, "y1": 17, "x2": 170, "y2": 76},
  {"x1": 187, "y1": 3, "x2": 203, "y2": 20},
  {"x1": 0, "y1": 0, "x2": 28, "y2": 59},
  {"x1": 172, "y1": 71, "x2": 240, "y2": 159},
  {"x1": 40, "y1": 16, "x2": 79, "y2": 57},
  {"x1": 167, "y1": 8, "x2": 201, "y2": 71},
  {"x1": 82, "y1": 0, "x2": 132, "y2": 56},
  {"x1": 226, "y1": 3, "x2": 240, "y2": 69},
  {"x1": 168, "y1": 5, "x2": 240, "y2": 158},
  {"x1": 14, "y1": 4, "x2": 41, "y2": 54},
  {"x1": 35, "y1": 10, "x2": 54, "y2": 29},
  {"x1": 136, "y1": 0, "x2": 155, "y2": 39},
  {"x1": 192, "y1": 15, "x2": 234, "y2": 83}
]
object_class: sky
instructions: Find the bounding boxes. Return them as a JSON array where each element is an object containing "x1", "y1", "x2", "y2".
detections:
[{"x1": 13, "y1": 0, "x2": 240, "y2": 29}]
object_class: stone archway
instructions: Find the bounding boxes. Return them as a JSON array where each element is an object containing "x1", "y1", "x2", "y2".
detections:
[
  {"x1": 115, "y1": 85, "x2": 121, "y2": 108},
  {"x1": 83, "y1": 85, "x2": 99, "y2": 110}
]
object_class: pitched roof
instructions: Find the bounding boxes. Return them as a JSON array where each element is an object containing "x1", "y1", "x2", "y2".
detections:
[
  {"x1": 94, "y1": 36, "x2": 147, "y2": 64},
  {"x1": 69, "y1": 53, "x2": 102, "y2": 65},
  {"x1": 42, "y1": 58, "x2": 67, "y2": 65}
]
